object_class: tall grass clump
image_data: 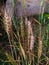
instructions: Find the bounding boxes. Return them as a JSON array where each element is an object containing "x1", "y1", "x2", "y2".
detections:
[{"x1": 0, "y1": 0, "x2": 49, "y2": 65}]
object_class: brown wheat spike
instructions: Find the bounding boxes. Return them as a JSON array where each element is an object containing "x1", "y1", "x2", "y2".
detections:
[
  {"x1": 4, "y1": 10, "x2": 12, "y2": 35},
  {"x1": 25, "y1": 18, "x2": 34, "y2": 51}
]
